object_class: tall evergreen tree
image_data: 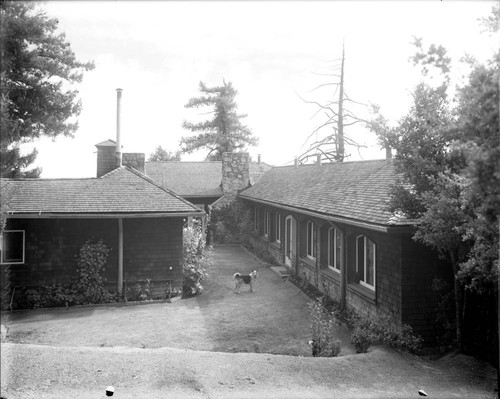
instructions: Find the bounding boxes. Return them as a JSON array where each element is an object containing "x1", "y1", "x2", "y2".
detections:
[
  {"x1": 180, "y1": 80, "x2": 258, "y2": 161},
  {"x1": 0, "y1": 1, "x2": 94, "y2": 177}
]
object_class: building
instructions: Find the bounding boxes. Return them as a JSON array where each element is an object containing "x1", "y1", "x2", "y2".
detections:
[
  {"x1": 145, "y1": 154, "x2": 272, "y2": 210},
  {"x1": 0, "y1": 141, "x2": 204, "y2": 300},
  {"x1": 239, "y1": 158, "x2": 450, "y2": 343}
]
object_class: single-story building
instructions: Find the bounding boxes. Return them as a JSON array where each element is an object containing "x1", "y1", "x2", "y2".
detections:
[
  {"x1": 239, "y1": 158, "x2": 451, "y2": 344},
  {"x1": 145, "y1": 154, "x2": 272, "y2": 210},
  {"x1": 0, "y1": 140, "x2": 204, "y2": 301}
]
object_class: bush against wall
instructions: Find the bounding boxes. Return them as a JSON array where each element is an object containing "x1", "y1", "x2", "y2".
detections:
[
  {"x1": 126, "y1": 279, "x2": 154, "y2": 302},
  {"x1": 308, "y1": 297, "x2": 341, "y2": 357},
  {"x1": 211, "y1": 200, "x2": 252, "y2": 245},
  {"x1": 11, "y1": 239, "x2": 115, "y2": 309},
  {"x1": 183, "y1": 219, "x2": 213, "y2": 296},
  {"x1": 349, "y1": 312, "x2": 423, "y2": 354},
  {"x1": 72, "y1": 239, "x2": 114, "y2": 304}
]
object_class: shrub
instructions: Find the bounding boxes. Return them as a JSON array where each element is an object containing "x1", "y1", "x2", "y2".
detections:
[
  {"x1": 349, "y1": 312, "x2": 423, "y2": 354},
  {"x1": 308, "y1": 297, "x2": 341, "y2": 357},
  {"x1": 126, "y1": 279, "x2": 154, "y2": 302},
  {"x1": 22, "y1": 284, "x2": 75, "y2": 309},
  {"x1": 183, "y1": 219, "x2": 213, "y2": 296},
  {"x1": 211, "y1": 200, "x2": 252, "y2": 245},
  {"x1": 72, "y1": 239, "x2": 114, "y2": 304}
]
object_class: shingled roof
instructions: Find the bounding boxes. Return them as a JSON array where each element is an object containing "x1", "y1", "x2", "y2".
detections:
[
  {"x1": 145, "y1": 161, "x2": 272, "y2": 197},
  {"x1": 1, "y1": 167, "x2": 203, "y2": 217},
  {"x1": 240, "y1": 160, "x2": 411, "y2": 228}
]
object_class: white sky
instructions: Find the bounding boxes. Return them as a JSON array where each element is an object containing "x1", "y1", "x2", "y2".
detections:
[{"x1": 24, "y1": 1, "x2": 498, "y2": 178}]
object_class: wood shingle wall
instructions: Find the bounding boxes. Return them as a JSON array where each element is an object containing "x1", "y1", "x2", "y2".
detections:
[{"x1": 2, "y1": 217, "x2": 184, "y2": 298}]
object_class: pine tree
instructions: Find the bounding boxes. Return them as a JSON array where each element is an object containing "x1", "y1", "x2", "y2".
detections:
[
  {"x1": 180, "y1": 80, "x2": 258, "y2": 161},
  {"x1": 0, "y1": 1, "x2": 94, "y2": 177}
]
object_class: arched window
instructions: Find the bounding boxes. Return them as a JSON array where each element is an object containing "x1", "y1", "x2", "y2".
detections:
[
  {"x1": 328, "y1": 227, "x2": 342, "y2": 273},
  {"x1": 275, "y1": 213, "x2": 282, "y2": 243},
  {"x1": 356, "y1": 235, "x2": 376, "y2": 290},
  {"x1": 263, "y1": 210, "x2": 270, "y2": 237},
  {"x1": 306, "y1": 221, "x2": 317, "y2": 259}
]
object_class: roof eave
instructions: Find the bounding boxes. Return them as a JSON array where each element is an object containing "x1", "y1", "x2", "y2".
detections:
[
  {"x1": 5, "y1": 211, "x2": 205, "y2": 219},
  {"x1": 240, "y1": 196, "x2": 415, "y2": 233}
]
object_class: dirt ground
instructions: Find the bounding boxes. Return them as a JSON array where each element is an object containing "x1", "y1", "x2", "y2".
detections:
[{"x1": 1, "y1": 246, "x2": 497, "y2": 398}]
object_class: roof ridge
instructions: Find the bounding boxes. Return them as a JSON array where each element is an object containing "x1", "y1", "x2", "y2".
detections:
[
  {"x1": 146, "y1": 161, "x2": 222, "y2": 164},
  {"x1": 1, "y1": 177, "x2": 98, "y2": 182},
  {"x1": 122, "y1": 166, "x2": 203, "y2": 212},
  {"x1": 274, "y1": 159, "x2": 387, "y2": 169},
  {"x1": 99, "y1": 166, "x2": 122, "y2": 179}
]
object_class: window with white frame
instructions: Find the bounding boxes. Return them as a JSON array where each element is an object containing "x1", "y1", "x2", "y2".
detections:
[
  {"x1": 328, "y1": 227, "x2": 342, "y2": 273},
  {"x1": 254, "y1": 207, "x2": 258, "y2": 231},
  {"x1": 0, "y1": 230, "x2": 25, "y2": 264},
  {"x1": 356, "y1": 235, "x2": 376, "y2": 290},
  {"x1": 263, "y1": 210, "x2": 270, "y2": 237},
  {"x1": 306, "y1": 221, "x2": 317, "y2": 259},
  {"x1": 276, "y1": 213, "x2": 282, "y2": 243}
]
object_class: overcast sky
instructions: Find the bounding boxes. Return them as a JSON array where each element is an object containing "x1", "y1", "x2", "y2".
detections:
[{"x1": 25, "y1": 1, "x2": 498, "y2": 178}]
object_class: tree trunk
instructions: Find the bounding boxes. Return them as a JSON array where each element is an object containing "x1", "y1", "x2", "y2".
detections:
[
  {"x1": 450, "y1": 250, "x2": 464, "y2": 351},
  {"x1": 337, "y1": 43, "x2": 345, "y2": 162}
]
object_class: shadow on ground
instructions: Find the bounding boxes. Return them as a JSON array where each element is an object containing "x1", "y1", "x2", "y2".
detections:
[{"x1": 3, "y1": 246, "x2": 355, "y2": 356}]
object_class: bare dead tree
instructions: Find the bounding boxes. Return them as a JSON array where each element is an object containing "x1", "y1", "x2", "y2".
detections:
[{"x1": 298, "y1": 41, "x2": 371, "y2": 164}]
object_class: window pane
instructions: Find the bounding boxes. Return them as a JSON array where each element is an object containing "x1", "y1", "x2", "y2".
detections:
[
  {"x1": 276, "y1": 214, "x2": 281, "y2": 241},
  {"x1": 365, "y1": 239, "x2": 375, "y2": 286},
  {"x1": 356, "y1": 236, "x2": 364, "y2": 281},
  {"x1": 312, "y1": 223, "x2": 317, "y2": 258},
  {"x1": 307, "y1": 222, "x2": 311, "y2": 256},
  {"x1": 328, "y1": 229, "x2": 334, "y2": 267},
  {"x1": 286, "y1": 218, "x2": 291, "y2": 255},
  {"x1": 335, "y1": 230, "x2": 342, "y2": 270},
  {"x1": 2, "y1": 231, "x2": 24, "y2": 263}
]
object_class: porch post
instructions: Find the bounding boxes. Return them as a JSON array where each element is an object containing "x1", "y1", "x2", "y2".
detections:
[
  {"x1": 340, "y1": 232, "x2": 347, "y2": 310},
  {"x1": 118, "y1": 218, "x2": 123, "y2": 297}
]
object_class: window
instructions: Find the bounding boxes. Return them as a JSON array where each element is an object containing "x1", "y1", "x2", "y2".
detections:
[
  {"x1": 254, "y1": 207, "x2": 259, "y2": 232},
  {"x1": 328, "y1": 227, "x2": 342, "y2": 273},
  {"x1": 263, "y1": 211, "x2": 270, "y2": 237},
  {"x1": 0, "y1": 230, "x2": 25, "y2": 264},
  {"x1": 356, "y1": 235, "x2": 376, "y2": 290},
  {"x1": 306, "y1": 221, "x2": 317, "y2": 259},
  {"x1": 275, "y1": 213, "x2": 282, "y2": 243}
]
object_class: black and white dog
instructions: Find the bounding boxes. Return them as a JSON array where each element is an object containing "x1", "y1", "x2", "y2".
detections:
[
  {"x1": 308, "y1": 339, "x2": 320, "y2": 357},
  {"x1": 233, "y1": 270, "x2": 258, "y2": 293}
]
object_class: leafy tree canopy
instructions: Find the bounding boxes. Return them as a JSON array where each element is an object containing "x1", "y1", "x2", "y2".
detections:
[
  {"x1": 0, "y1": 1, "x2": 94, "y2": 177},
  {"x1": 148, "y1": 146, "x2": 181, "y2": 162},
  {"x1": 180, "y1": 80, "x2": 258, "y2": 161}
]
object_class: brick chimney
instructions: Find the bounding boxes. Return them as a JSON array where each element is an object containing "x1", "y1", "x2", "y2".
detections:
[
  {"x1": 221, "y1": 152, "x2": 250, "y2": 199},
  {"x1": 96, "y1": 139, "x2": 118, "y2": 177}
]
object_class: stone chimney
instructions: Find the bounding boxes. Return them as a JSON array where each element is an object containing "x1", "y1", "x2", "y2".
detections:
[
  {"x1": 221, "y1": 152, "x2": 250, "y2": 198},
  {"x1": 96, "y1": 139, "x2": 118, "y2": 177}
]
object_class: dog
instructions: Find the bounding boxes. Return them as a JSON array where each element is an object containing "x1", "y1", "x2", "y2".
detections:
[
  {"x1": 308, "y1": 339, "x2": 320, "y2": 357},
  {"x1": 233, "y1": 270, "x2": 258, "y2": 293}
]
